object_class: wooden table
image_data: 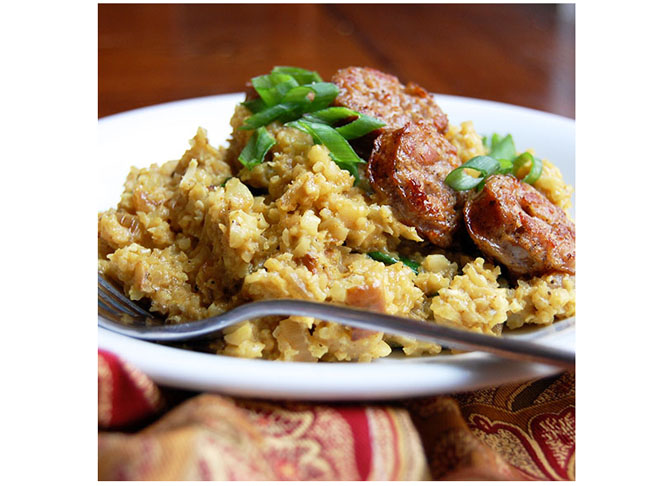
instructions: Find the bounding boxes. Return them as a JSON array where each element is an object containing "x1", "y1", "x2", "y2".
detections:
[{"x1": 99, "y1": 4, "x2": 574, "y2": 119}]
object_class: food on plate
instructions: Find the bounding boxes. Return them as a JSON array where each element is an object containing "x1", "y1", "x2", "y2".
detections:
[
  {"x1": 367, "y1": 120, "x2": 463, "y2": 247},
  {"x1": 332, "y1": 66, "x2": 448, "y2": 133},
  {"x1": 98, "y1": 66, "x2": 575, "y2": 362},
  {"x1": 464, "y1": 174, "x2": 576, "y2": 277}
]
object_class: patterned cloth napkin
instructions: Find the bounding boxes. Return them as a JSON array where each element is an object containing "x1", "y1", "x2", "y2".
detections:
[{"x1": 98, "y1": 350, "x2": 574, "y2": 480}]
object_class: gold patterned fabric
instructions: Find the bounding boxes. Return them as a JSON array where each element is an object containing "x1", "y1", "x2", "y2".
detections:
[{"x1": 98, "y1": 350, "x2": 574, "y2": 480}]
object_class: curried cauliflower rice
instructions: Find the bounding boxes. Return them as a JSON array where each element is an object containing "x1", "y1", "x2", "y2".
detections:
[{"x1": 98, "y1": 104, "x2": 575, "y2": 362}]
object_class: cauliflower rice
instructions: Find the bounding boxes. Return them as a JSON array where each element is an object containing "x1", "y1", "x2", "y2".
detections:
[{"x1": 98, "y1": 106, "x2": 575, "y2": 362}]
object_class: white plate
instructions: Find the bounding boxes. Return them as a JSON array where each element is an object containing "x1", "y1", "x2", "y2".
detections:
[{"x1": 98, "y1": 93, "x2": 575, "y2": 401}]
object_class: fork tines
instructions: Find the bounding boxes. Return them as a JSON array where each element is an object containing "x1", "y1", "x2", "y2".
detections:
[{"x1": 98, "y1": 273, "x2": 157, "y2": 325}]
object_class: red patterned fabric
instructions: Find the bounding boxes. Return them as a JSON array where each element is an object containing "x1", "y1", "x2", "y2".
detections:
[
  {"x1": 98, "y1": 350, "x2": 574, "y2": 480},
  {"x1": 98, "y1": 350, "x2": 162, "y2": 427}
]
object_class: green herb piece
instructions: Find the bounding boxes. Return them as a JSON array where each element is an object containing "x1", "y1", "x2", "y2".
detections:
[
  {"x1": 445, "y1": 155, "x2": 501, "y2": 191},
  {"x1": 482, "y1": 135, "x2": 490, "y2": 152},
  {"x1": 488, "y1": 133, "x2": 516, "y2": 160},
  {"x1": 368, "y1": 251, "x2": 420, "y2": 274},
  {"x1": 399, "y1": 256, "x2": 421, "y2": 274},
  {"x1": 240, "y1": 103, "x2": 298, "y2": 130},
  {"x1": 304, "y1": 106, "x2": 357, "y2": 124},
  {"x1": 287, "y1": 119, "x2": 362, "y2": 177},
  {"x1": 220, "y1": 176, "x2": 233, "y2": 187},
  {"x1": 238, "y1": 126, "x2": 276, "y2": 169},
  {"x1": 271, "y1": 66, "x2": 323, "y2": 84},
  {"x1": 497, "y1": 158, "x2": 514, "y2": 174},
  {"x1": 335, "y1": 115, "x2": 385, "y2": 139},
  {"x1": 251, "y1": 73, "x2": 299, "y2": 107},
  {"x1": 368, "y1": 251, "x2": 399, "y2": 266},
  {"x1": 241, "y1": 97, "x2": 266, "y2": 114},
  {"x1": 447, "y1": 133, "x2": 545, "y2": 192},
  {"x1": 512, "y1": 152, "x2": 543, "y2": 184},
  {"x1": 251, "y1": 66, "x2": 330, "y2": 111},
  {"x1": 237, "y1": 66, "x2": 387, "y2": 186},
  {"x1": 247, "y1": 67, "x2": 323, "y2": 110},
  {"x1": 290, "y1": 122, "x2": 360, "y2": 182},
  {"x1": 281, "y1": 82, "x2": 339, "y2": 112},
  {"x1": 304, "y1": 107, "x2": 385, "y2": 139},
  {"x1": 240, "y1": 83, "x2": 339, "y2": 130}
]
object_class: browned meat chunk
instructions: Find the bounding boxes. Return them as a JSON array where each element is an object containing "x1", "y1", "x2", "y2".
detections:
[
  {"x1": 346, "y1": 282, "x2": 385, "y2": 340},
  {"x1": 332, "y1": 67, "x2": 448, "y2": 134},
  {"x1": 367, "y1": 120, "x2": 463, "y2": 248},
  {"x1": 463, "y1": 174, "x2": 575, "y2": 277}
]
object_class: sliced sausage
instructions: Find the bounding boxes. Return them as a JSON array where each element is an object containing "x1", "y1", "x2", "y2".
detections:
[
  {"x1": 332, "y1": 66, "x2": 449, "y2": 134},
  {"x1": 367, "y1": 120, "x2": 463, "y2": 248},
  {"x1": 463, "y1": 174, "x2": 575, "y2": 277}
]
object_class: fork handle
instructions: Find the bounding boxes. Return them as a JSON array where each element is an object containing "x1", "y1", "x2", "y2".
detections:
[
  {"x1": 99, "y1": 299, "x2": 574, "y2": 371},
  {"x1": 246, "y1": 300, "x2": 574, "y2": 370}
]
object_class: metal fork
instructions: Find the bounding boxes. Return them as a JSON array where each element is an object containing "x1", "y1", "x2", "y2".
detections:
[{"x1": 98, "y1": 273, "x2": 575, "y2": 370}]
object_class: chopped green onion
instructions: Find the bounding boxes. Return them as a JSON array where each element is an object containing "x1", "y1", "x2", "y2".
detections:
[
  {"x1": 368, "y1": 251, "x2": 399, "y2": 265},
  {"x1": 288, "y1": 119, "x2": 362, "y2": 163},
  {"x1": 243, "y1": 67, "x2": 323, "y2": 114},
  {"x1": 524, "y1": 157, "x2": 543, "y2": 184},
  {"x1": 251, "y1": 73, "x2": 299, "y2": 107},
  {"x1": 241, "y1": 97, "x2": 266, "y2": 114},
  {"x1": 445, "y1": 170, "x2": 482, "y2": 191},
  {"x1": 335, "y1": 115, "x2": 385, "y2": 139},
  {"x1": 240, "y1": 103, "x2": 297, "y2": 130},
  {"x1": 237, "y1": 66, "x2": 387, "y2": 186},
  {"x1": 305, "y1": 106, "x2": 358, "y2": 124},
  {"x1": 287, "y1": 119, "x2": 362, "y2": 178},
  {"x1": 240, "y1": 83, "x2": 339, "y2": 130},
  {"x1": 367, "y1": 251, "x2": 420, "y2": 274},
  {"x1": 488, "y1": 133, "x2": 516, "y2": 160},
  {"x1": 304, "y1": 107, "x2": 385, "y2": 139},
  {"x1": 445, "y1": 155, "x2": 501, "y2": 191},
  {"x1": 448, "y1": 133, "x2": 545, "y2": 192},
  {"x1": 513, "y1": 152, "x2": 543, "y2": 184},
  {"x1": 238, "y1": 126, "x2": 276, "y2": 169},
  {"x1": 399, "y1": 256, "x2": 421, "y2": 274},
  {"x1": 220, "y1": 176, "x2": 233, "y2": 187},
  {"x1": 497, "y1": 158, "x2": 514, "y2": 174},
  {"x1": 271, "y1": 66, "x2": 323, "y2": 84},
  {"x1": 462, "y1": 155, "x2": 503, "y2": 173},
  {"x1": 281, "y1": 82, "x2": 339, "y2": 111}
]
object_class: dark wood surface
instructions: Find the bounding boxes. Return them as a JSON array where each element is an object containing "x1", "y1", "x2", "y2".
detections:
[{"x1": 98, "y1": 4, "x2": 574, "y2": 119}]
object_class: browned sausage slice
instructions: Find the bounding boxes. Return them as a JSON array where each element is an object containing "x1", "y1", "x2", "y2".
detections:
[
  {"x1": 367, "y1": 120, "x2": 463, "y2": 248},
  {"x1": 332, "y1": 67, "x2": 449, "y2": 134},
  {"x1": 464, "y1": 174, "x2": 575, "y2": 277}
]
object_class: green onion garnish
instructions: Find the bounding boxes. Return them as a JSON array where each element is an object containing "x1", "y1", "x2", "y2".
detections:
[
  {"x1": 240, "y1": 104, "x2": 295, "y2": 130},
  {"x1": 238, "y1": 126, "x2": 276, "y2": 169},
  {"x1": 282, "y1": 82, "x2": 339, "y2": 110},
  {"x1": 303, "y1": 106, "x2": 357, "y2": 124},
  {"x1": 241, "y1": 96, "x2": 266, "y2": 114},
  {"x1": 445, "y1": 155, "x2": 501, "y2": 191},
  {"x1": 237, "y1": 66, "x2": 385, "y2": 181},
  {"x1": 512, "y1": 151, "x2": 543, "y2": 184},
  {"x1": 304, "y1": 107, "x2": 385, "y2": 139},
  {"x1": 367, "y1": 251, "x2": 420, "y2": 274},
  {"x1": 445, "y1": 133, "x2": 544, "y2": 191},
  {"x1": 286, "y1": 119, "x2": 362, "y2": 179},
  {"x1": 335, "y1": 115, "x2": 385, "y2": 139},
  {"x1": 251, "y1": 73, "x2": 299, "y2": 107},
  {"x1": 240, "y1": 83, "x2": 339, "y2": 130},
  {"x1": 487, "y1": 133, "x2": 516, "y2": 160},
  {"x1": 271, "y1": 66, "x2": 323, "y2": 84}
]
